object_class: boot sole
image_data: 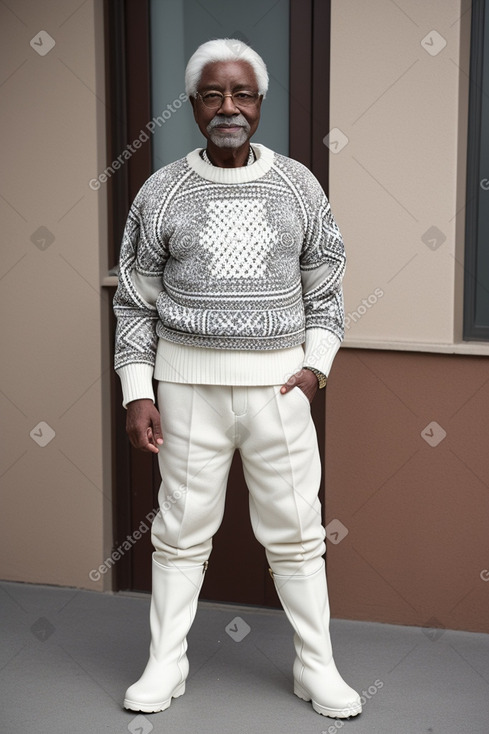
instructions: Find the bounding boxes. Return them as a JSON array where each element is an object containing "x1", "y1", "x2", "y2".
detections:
[
  {"x1": 294, "y1": 682, "x2": 362, "y2": 718},
  {"x1": 123, "y1": 682, "x2": 186, "y2": 713}
]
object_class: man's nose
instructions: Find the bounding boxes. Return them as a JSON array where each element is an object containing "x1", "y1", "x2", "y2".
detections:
[{"x1": 218, "y1": 94, "x2": 239, "y2": 114}]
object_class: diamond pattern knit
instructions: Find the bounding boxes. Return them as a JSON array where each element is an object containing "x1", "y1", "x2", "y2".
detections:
[{"x1": 200, "y1": 199, "x2": 274, "y2": 278}]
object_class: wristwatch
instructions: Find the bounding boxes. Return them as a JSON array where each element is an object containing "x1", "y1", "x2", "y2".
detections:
[{"x1": 304, "y1": 366, "x2": 328, "y2": 389}]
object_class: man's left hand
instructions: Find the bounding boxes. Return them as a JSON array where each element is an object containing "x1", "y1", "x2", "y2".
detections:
[{"x1": 280, "y1": 368, "x2": 319, "y2": 403}]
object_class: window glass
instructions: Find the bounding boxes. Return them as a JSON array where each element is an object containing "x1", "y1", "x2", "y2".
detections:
[{"x1": 149, "y1": 0, "x2": 290, "y2": 169}]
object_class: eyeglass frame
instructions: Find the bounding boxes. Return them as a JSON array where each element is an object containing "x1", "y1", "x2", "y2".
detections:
[{"x1": 195, "y1": 90, "x2": 261, "y2": 110}]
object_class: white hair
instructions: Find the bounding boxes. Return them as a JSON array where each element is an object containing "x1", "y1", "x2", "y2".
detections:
[{"x1": 185, "y1": 38, "x2": 269, "y2": 99}]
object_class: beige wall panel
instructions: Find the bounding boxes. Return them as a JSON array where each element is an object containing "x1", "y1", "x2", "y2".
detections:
[
  {"x1": 330, "y1": 0, "x2": 470, "y2": 347},
  {"x1": 0, "y1": 0, "x2": 110, "y2": 589}
]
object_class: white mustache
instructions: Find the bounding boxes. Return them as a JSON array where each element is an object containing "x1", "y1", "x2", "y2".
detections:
[{"x1": 207, "y1": 115, "x2": 250, "y2": 132}]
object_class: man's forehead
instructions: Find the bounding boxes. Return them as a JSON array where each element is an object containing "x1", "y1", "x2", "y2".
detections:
[{"x1": 198, "y1": 60, "x2": 258, "y2": 89}]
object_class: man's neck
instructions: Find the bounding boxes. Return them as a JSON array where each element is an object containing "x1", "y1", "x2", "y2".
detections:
[{"x1": 205, "y1": 141, "x2": 250, "y2": 168}]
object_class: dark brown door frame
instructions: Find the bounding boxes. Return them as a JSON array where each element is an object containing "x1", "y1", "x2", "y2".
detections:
[
  {"x1": 104, "y1": 0, "x2": 157, "y2": 593},
  {"x1": 289, "y1": 0, "x2": 332, "y2": 479},
  {"x1": 104, "y1": 0, "x2": 333, "y2": 597}
]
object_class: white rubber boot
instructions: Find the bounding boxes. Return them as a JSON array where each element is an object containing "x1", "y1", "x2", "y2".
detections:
[
  {"x1": 123, "y1": 557, "x2": 207, "y2": 712},
  {"x1": 271, "y1": 563, "x2": 362, "y2": 719}
]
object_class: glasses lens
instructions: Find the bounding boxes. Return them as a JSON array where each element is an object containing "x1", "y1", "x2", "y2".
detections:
[
  {"x1": 232, "y1": 93, "x2": 257, "y2": 107},
  {"x1": 200, "y1": 92, "x2": 257, "y2": 108},
  {"x1": 202, "y1": 92, "x2": 224, "y2": 108}
]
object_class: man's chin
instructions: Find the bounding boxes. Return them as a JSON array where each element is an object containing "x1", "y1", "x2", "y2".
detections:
[{"x1": 209, "y1": 131, "x2": 249, "y2": 149}]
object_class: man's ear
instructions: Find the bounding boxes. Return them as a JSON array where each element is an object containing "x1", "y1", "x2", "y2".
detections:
[{"x1": 189, "y1": 95, "x2": 198, "y2": 122}]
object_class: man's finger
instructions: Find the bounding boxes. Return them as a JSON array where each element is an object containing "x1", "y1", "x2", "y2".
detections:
[
  {"x1": 280, "y1": 370, "x2": 302, "y2": 394},
  {"x1": 280, "y1": 369, "x2": 318, "y2": 402},
  {"x1": 151, "y1": 417, "x2": 164, "y2": 446},
  {"x1": 144, "y1": 429, "x2": 161, "y2": 453},
  {"x1": 147, "y1": 426, "x2": 163, "y2": 451},
  {"x1": 131, "y1": 431, "x2": 160, "y2": 453}
]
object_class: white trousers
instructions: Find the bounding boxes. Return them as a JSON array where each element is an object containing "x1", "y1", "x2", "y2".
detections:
[{"x1": 151, "y1": 383, "x2": 326, "y2": 576}]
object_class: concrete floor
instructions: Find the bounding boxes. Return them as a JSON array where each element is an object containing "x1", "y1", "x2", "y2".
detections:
[{"x1": 1, "y1": 580, "x2": 488, "y2": 734}]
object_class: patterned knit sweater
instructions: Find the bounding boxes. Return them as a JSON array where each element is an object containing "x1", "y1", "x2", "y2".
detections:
[{"x1": 113, "y1": 144, "x2": 345, "y2": 405}]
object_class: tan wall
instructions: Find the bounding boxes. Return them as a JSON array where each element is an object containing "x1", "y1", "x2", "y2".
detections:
[
  {"x1": 326, "y1": 0, "x2": 489, "y2": 633},
  {"x1": 0, "y1": 0, "x2": 111, "y2": 590},
  {"x1": 329, "y1": 0, "x2": 481, "y2": 354}
]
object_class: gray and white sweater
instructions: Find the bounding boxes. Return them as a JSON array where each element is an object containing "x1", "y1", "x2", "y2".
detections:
[{"x1": 113, "y1": 144, "x2": 345, "y2": 406}]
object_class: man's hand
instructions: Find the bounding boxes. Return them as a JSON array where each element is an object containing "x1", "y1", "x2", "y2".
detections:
[
  {"x1": 126, "y1": 398, "x2": 164, "y2": 453},
  {"x1": 280, "y1": 368, "x2": 319, "y2": 403}
]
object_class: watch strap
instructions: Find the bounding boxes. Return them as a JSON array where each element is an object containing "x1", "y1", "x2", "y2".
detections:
[{"x1": 303, "y1": 366, "x2": 328, "y2": 389}]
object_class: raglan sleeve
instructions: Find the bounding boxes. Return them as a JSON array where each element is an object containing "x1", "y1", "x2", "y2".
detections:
[
  {"x1": 300, "y1": 175, "x2": 346, "y2": 378},
  {"x1": 112, "y1": 186, "x2": 169, "y2": 408}
]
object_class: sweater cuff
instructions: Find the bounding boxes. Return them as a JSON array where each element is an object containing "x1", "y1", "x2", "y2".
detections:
[
  {"x1": 303, "y1": 328, "x2": 341, "y2": 377},
  {"x1": 116, "y1": 363, "x2": 155, "y2": 408}
]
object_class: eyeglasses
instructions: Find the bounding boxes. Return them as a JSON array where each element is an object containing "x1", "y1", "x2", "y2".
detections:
[{"x1": 196, "y1": 91, "x2": 260, "y2": 109}]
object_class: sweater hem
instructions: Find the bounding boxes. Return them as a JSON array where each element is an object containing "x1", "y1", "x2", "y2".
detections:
[
  {"x1": 154, "y1": 339, "x2": 305, "y2": 386},
  {"x1": 156, "y1": 325, "x2": 306, "y2": 351}
]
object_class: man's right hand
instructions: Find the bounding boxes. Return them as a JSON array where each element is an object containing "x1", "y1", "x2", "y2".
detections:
[{"x1": 126, "y1": 398, "x2": 163, "y2": 454}]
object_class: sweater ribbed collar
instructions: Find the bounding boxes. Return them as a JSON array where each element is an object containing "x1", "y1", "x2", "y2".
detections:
[{"x1": 186, "y1": 144, "x2": 274, "y2": 184}]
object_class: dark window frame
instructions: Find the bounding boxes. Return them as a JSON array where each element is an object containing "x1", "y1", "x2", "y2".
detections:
[{"x1": 464, "y1": 0, "x2": 489, "y2": 340}]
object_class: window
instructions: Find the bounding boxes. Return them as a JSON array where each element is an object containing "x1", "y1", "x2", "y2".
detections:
[{"x1": 464, "y1": 0, "x2": 489, "y2": 340}]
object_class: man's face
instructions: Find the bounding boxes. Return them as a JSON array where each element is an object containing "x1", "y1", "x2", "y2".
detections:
[{"x1": 191, "y1": 60, "x2": 262, "y2": 149}]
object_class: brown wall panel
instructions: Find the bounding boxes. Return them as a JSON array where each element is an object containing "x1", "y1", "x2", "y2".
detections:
[{"x1": 324, "y1": 348, "x2": 489, "y2": 633}]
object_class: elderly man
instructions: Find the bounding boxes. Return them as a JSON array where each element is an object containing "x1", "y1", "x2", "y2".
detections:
[{"x1": 113, "y1": 38, "x2": 361, "y2": 720}]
